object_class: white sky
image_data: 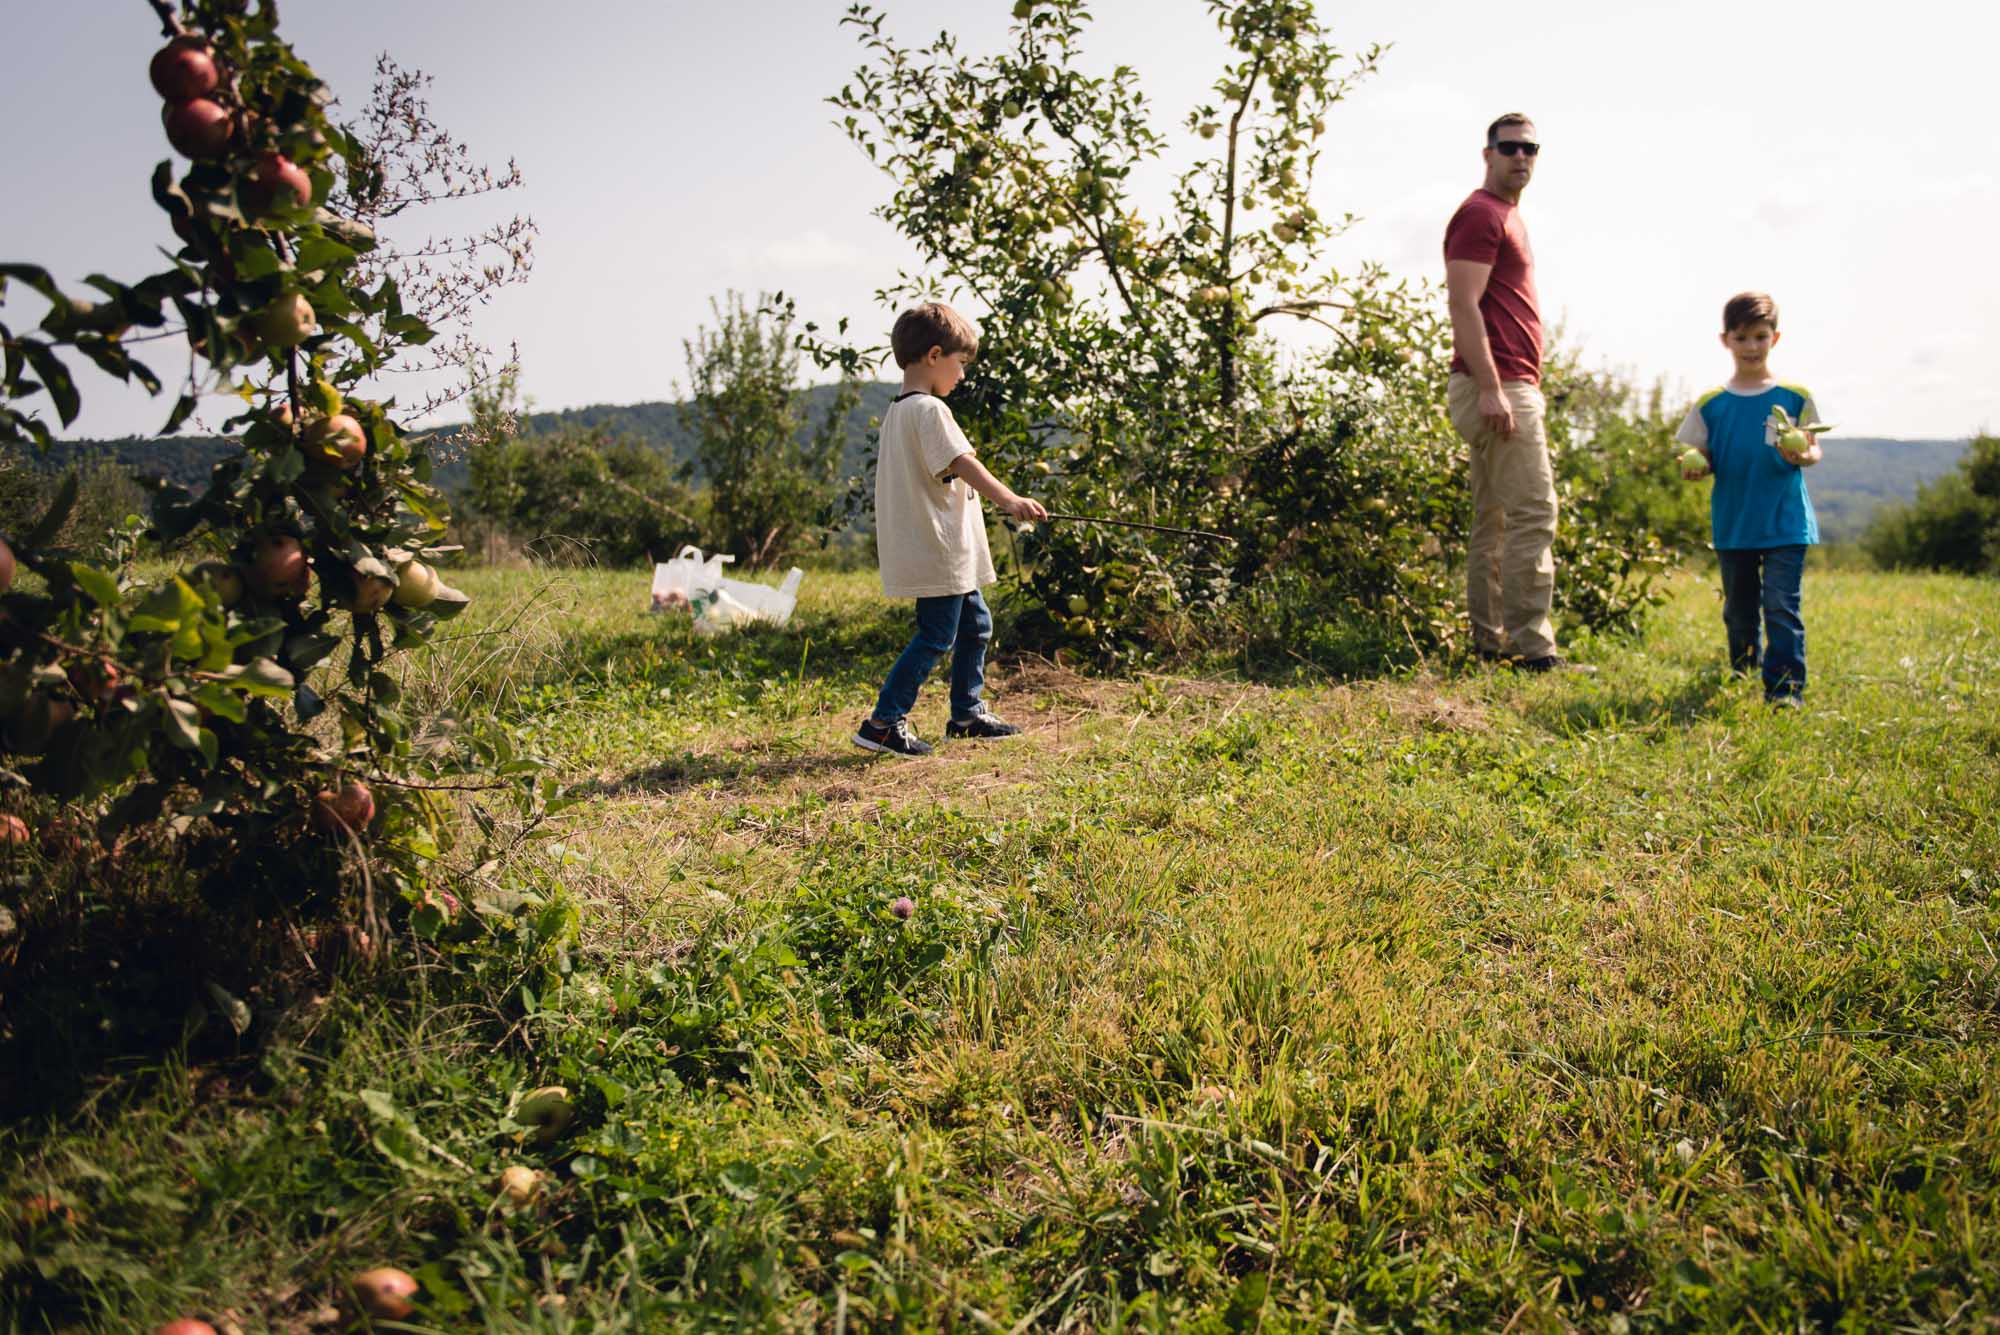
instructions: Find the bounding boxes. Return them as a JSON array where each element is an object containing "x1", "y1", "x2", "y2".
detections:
[{"x1": 3, "y1": 1, "x2": 1994, "y2": 441}]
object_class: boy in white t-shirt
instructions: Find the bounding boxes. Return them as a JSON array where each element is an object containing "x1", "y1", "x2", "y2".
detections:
[{"x1": 853, "y1": 302, "x2": 1048, "y2": 757}]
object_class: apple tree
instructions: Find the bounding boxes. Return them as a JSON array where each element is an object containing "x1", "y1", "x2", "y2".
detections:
[
  {"x1": 0, "y1": 1, "x2": 547, "y2": 932},
  {"x1": 828, "y1": 0, "x2": 1672, "y2": 664}
]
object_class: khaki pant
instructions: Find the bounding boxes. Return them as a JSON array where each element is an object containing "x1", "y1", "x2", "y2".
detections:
[{"x1": 1447, "y1": 374, "x2": 1558, "y2": 660}]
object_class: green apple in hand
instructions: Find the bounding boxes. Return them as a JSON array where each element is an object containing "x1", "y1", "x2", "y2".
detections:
[
  {"x1": 1769, "y1": 404, "x2": 1838, "y2": 455},
  {"x1": 1679, "y1": 446, "x2": 1708, "y2": 475}
]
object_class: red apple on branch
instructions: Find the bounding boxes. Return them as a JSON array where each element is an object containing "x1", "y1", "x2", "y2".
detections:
[
  {"x1": 247, "y1": 535, "x2": 309, "y2": 599},
  {"x1": 0, "y1": 814, "x2": 28, "y2": 847},
  {"x1": 0, "y1": 537, "x2": 14, "y2": 593},
  {"x1": 311, "y1": 780, "x2": 375, "y2": 836},
  {"x1": 190, "y1": 560, "x2": 246, "y2": 607},
  {"x1": 339, "y1": 572, "x2": 396, "y2": 615},
  {"x1": 247, "y1": 152, "x2": 312, "y2": 216},
  {"x1": 254, "y1": 293, "x2": 318, "y2": 348},
  {"x1": 149, "y1": 37, "x2": 219, "y2": 101},
  {"x1": 392, "y1": 559, "x2": 440, "y2": 609},
  {"x1": 162, "y1": 98, "x2": 234, "y2": 159},
  {"x1": 305, "y1": 414, "x2": 367, "y2": 469}
]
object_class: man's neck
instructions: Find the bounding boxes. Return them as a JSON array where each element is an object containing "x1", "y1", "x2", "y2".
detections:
[{"x1": 1483, "y1": 181, "x2": 1523, "y2": 204}]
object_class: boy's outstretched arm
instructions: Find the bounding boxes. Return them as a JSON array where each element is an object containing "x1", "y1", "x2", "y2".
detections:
[{"x1": 946, "y1": 453, "x2": 1049, "y2": 521}]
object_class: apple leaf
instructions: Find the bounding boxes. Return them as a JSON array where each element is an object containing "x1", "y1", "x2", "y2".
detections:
[
  {"x1": 68, "y1": 563, "x2": 122, "y2": 608},
  {"x1": 204, "y1": 981, "x2": 252, "y2": 1036},
  {"x1": 163, "y1": 698, "x2": 204, "y2": 752}
]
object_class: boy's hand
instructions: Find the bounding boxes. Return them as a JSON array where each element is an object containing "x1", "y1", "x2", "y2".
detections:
[
  {"x1": 1002, "y1": 495, "x2": 1049, "y2": 522},
  {"x1": 1777, "y1": 437, "x2": 1820, "y2": 466}
]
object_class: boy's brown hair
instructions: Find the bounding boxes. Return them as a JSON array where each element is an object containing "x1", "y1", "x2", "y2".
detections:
[
  {"x1": 891, "y1": 301, "x2": 980, "y2": 369},
  {"x1": 1723, "y1": 291, "x2": 1779, "y2": 333}
]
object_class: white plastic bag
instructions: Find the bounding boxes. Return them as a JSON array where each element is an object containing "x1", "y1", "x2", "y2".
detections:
[
  {"x1": 716, "y1": 567, "x2": 804, "y2": 628},
  {"x1": 650, "y1": 545, "x2": 733, "y2": 613},
  {"x1": 692, "y1": 587, "x2": 756, "y2": 635}
]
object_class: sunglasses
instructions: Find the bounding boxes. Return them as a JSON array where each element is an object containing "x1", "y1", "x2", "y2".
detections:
[{"x1": 1493, "y1": 140, "x2": 1540, "y2": 157}]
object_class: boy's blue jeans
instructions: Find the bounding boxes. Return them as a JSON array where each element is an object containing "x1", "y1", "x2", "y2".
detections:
[
  {"x1": 1716, "y1": 546, "x2": 1806, "y2": 699},
  {"x1": 872, "y1": 590, "x2": 991, "y2": 725}
]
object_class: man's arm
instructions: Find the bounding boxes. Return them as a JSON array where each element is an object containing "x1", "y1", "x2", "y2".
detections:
[
  {"x1": 1446, "y1": 258, "x2": 1514, "y2": 438},
  {"x1": 945, "y1": 453, "x2": 1049, "y2": 521}
]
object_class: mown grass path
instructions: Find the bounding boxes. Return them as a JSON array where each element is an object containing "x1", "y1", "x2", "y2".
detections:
[{"x1": 5, "y1": 567, "x2": 1996, "y2": 1331}]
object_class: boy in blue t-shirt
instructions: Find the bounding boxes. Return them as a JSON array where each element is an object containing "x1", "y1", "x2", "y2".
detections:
[{"x1": 1676, "y1": 291, "x2": 1825, "y2": 706}]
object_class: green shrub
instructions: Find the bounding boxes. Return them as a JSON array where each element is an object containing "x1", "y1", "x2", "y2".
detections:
[{"x1": 1864, "y1": 435, "x2": 2000, "y2": 574}]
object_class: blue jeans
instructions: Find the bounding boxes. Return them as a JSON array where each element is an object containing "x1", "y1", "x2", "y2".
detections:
[
  {"x1": 872, "y1": 590, "x2": 991, "y2": 725},
  {"x1": 1716, "y1": 546, "x2": 1806, "y2": 699}
]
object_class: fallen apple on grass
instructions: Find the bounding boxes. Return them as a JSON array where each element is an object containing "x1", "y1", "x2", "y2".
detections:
[
  {"x1": 514, "y1": 1086, "x2": 573, "y2": 1144},
  {"x1": 153, "y1": 1321, "x2": 219, "y2": 1335},
  {"x1": 498, "y1": 1165, "x2": 542, "y2": 1206},
  {"x1": 350, "y1": 1268, "x2": 418, "y2": 1321}
]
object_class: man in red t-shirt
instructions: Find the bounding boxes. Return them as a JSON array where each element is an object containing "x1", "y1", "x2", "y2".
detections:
[{"x1": 1444, "y1": 113, "x2": 1564, "y2": 669}]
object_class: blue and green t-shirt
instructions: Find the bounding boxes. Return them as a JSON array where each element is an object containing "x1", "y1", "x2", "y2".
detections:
[{"x1": 1675, "y1": 383, "x2": 1822, "y2": 550}]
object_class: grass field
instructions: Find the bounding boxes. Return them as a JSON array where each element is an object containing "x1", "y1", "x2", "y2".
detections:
[{"x1": 4, "y1": 564, "x2": 1998, "y2": 1331}]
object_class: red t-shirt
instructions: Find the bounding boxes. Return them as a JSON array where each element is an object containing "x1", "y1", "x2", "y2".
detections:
[{"x1": 1444, "y1": 188, "x2": 1542, "y2": 385}]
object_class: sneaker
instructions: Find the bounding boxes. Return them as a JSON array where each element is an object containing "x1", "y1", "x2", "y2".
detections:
[
  {"x1": 852, "y1": 716, "x2": 932, "y2": 757},
  {"x1": 1514, "y1": 654, "x2": 1598, "y2": 675},
  {"x1": 1766, "y1": 693, "x2": 1803, "y2": 710},
  {"x1": 1474, "y1": 646, "x2": 1509, "y2": 664},
  {"x1": 945, "y1": 707, "x2": 1023, "y2": 740}
]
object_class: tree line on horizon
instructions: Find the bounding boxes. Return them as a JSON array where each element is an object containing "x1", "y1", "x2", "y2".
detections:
[{"x1": 7, "y1": 353, "x2": 1992, "y2": 575}]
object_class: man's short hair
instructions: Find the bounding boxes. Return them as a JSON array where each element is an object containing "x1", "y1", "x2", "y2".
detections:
[
  {"x1": 1486, "y1": 113, "x2": 1534, "y2": 147},
  {"x1": 1723, "y1": 291, "x2": 1779, "y2": 332},
  {"x1": 891, "y1": 301, "x2": 980, "y2": 369}
]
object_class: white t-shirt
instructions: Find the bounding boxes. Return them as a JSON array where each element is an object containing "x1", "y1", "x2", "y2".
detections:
[{"x1": 874, "y1": 393, "x2": 996, "y2": 598}]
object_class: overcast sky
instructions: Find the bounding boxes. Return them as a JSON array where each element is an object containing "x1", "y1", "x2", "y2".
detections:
[{"x1": 3, "y1": 1, "x2": 1994, "y2": 441}]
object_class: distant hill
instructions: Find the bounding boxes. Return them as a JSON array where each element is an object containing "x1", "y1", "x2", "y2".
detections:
[
  {"x1": 13, "y1": 382, "x2": 902, "y2": 499},
  {"x1": 1800, "y1": 438, "x2": 1969, "y2": 541},
  {"x1": 18, "y1": 402, "x2": 1967, "y2": 543}
]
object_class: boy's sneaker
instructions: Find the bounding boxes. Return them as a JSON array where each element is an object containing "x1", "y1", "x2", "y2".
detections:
[
  {"x1": 1766, "y1": 693, "x2": 1803, "y2": 710},
  {"x1": 852, "y1": 716, "x2": 932, "y2": 757},
  {"x1": 945, "y1": 706, "x2": 1023, "y2": 740}
]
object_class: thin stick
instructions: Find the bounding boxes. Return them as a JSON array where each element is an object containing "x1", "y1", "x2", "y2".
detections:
[{"x1": 1037, "y1": 511, "x2": 1236, "y2": 544}]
